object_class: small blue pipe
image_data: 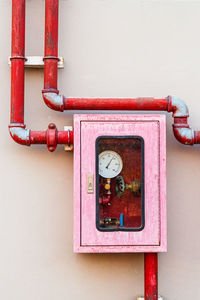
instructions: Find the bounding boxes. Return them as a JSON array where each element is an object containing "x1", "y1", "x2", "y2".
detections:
[{"x1": 120, "y1": 213, "x2": 124, "y2": 227}]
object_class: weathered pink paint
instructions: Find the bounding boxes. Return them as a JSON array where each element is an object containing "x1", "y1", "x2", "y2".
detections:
[{"x1": 74, "y1": 115, "x2": 166, "y2": 253}]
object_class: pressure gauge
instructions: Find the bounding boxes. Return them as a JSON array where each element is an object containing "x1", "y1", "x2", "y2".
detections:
[{"x1": 99, "y1": 150, "x2": 123, "y2": 178}]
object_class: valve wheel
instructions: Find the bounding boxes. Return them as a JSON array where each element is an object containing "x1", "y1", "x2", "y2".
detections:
[{"x1": 115, "y1": 175, "x2": 125, "y2": 198}]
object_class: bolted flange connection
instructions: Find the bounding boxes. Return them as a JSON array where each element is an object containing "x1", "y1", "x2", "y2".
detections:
[
  {"x1": 47, "y1": 123, "x2": 58, "y2": 152},
  {"x1": 9, "y1": 122, "x2": 73, "y2": 152}
]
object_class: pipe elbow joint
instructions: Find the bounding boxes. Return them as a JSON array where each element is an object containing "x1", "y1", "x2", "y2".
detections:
[
  {"x1": 173, "y1": 124, "x2": 194, "y2": 145},
  {"x1": 168, "y1": 95, "x2": 189, "y2": 118},
  {"x1": 43, "y1": 92, "x2": 64, "y2": 112},
  {"x1": 9, "y1": 124, "x2": 31, "y2": 146}
]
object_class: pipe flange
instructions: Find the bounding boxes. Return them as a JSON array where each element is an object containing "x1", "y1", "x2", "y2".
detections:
[
  {"x1": 168, "y1": 95, "x2": 189, "y2": 118},
  {"x1": 46, "y1": 123, "x2": 58, "y2": 152},
  {"x1": 10, "y1": 56, "x2": 27, "y2": 61},
  {"x1": 43, "y1": 56, "x2": 60, "y2": 61},
  {"x1": 9, "y1": 123, "x2": 26, "y2": 129}
]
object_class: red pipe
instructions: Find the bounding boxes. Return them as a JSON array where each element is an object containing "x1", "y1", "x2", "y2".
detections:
[
  {"x1": 43, "y1": 93, "x2": 200, "y2": 146},
  {"x1": 9, "y1": 0, "x2": 200, "y2": 296},
  {"x1": 64, "y1": 97, "x2": 169, "y2": 111},
  {"x1": 42, "y1": 0, "x2": 200, "y2": 146},
  {"x1": 9, "y1": 0, "x2": 73, "y2": 152},
  {"x1": 43, "y1": 0, "x2": 59, "y2": 94},
  {"x1": 9, "y1": 123, "x2": 73, "y2": 152},
  {"x1": 11, "y1": 0, "x2": 25, "y2": 124},
  {"x1": 145, "y1": 253, "x2": 158, "y2": 300}
]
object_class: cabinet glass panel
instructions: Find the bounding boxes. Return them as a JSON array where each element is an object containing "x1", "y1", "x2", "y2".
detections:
[{"x1": 96, "y1": 136, "x2": 144, "y2": 231}]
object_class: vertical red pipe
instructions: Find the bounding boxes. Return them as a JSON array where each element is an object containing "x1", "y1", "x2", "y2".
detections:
[
  {"x1": 43, "y1": 0, "x2": 59, "y2": 94},
  {"x1": 145, "y1": 253, "x2": 158, "y2": 300},
  {"x1": 11, "y1": 0, "x2": 26, "y2": 124},
  {"x1": 9, "y1": 0, "x2": 73, "y2": 150}
]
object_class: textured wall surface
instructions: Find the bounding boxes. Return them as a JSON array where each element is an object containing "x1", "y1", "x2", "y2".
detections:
[{"x1": 1, "y1": 0, "x2": 200, "y2": 299}]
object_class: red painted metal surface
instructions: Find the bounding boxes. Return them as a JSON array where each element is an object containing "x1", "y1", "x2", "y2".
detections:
[
  {"x1": 9, "y1": 123, "x2": 73, "y2": 151},
  {"x1": 9, "y1": 0, "x2": 73, "y2": 152},
  {"x1": 43, "y1": 93, "x2": 200, "y2": 145},
  {"x1": 41, "y1": 0, "x2": 200, "y2": 147},
  {"x1": 43, "y1": 92, "x2": 64, "y2": 111},
  {"x1": 42, "y1": 0, "x2": 200, "y2": 146},
  {"x1": 64, "y1": 97, "x2": 169, "y2": 111},
  {"x1": 43, "y1": 0, "x2": 59, "y2": 94},
  {"x1": 145, "y1": 253, "x2": 158, "y2": 300},
  {"x1": 9, "y1": 0, "x2": 200, "y2": 297},
  {"x1": 31, "y1": 124, "x2": 73, "y2": 151},
  {"x1": 11, "y1": 0, "x2": 25, "y2": 124}
]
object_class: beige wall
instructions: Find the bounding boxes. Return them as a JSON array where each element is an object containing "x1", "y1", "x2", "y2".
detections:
[{"x1": 1, "y1": 0, "x2": 200, "y2": 299}]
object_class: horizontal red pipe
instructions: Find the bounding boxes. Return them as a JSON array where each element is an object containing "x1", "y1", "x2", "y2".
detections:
[
  {"x1": 58, "y1": 130, "x2": 74, "y2": 145},
  {"x1": 31, "y1": 127, "x2": 73, "y2": 149},
  {"x1": 9, "y1": 124, "x2": 73, "y2": 152},
  {"x1": 43, "y1": 91, "x2": 200, "y2": 145},
  {"x1": 145, "y1": 253, "x2": 158, "y2": 300},
  {"x1": 30, "y1": 131, "x2": 47, "y2": 144},
  {"x1": 30, "y1": 125, "x2": 73, "y2": 150},
  {"x1": 63, "y1": 97, "x2": 169, "y2": 111}
]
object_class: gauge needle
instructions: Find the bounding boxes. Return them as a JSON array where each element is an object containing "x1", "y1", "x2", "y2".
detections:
[{"x1": 106, "y1": 156, "x2": 114, "y2": 169}]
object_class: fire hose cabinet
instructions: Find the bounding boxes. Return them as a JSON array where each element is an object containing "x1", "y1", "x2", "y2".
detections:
[{"x1": 74, "y1": 114, "x2": 166, "y2": 253}]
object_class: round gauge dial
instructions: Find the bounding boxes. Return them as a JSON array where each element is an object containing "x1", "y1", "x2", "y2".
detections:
[{"x1": 99, "y1": 150, "x2": 123, "y2": 178}]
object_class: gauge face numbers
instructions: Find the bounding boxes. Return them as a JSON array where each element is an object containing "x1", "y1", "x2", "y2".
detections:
[{"x1": 99, "y1": 150, "x2": 123, "y2": 178}]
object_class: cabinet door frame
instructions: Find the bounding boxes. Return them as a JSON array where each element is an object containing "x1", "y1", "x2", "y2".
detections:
[{"x1": 74, "y1": 114, "x2": 166, "y2": 253}]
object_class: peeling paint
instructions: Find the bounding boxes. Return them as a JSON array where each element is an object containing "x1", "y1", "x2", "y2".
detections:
[
  {"x1": 173, "y1": 126, "x2": 194, "y2": 145},
  {"x1": 171, "y1": 95, "x2": 189, "y2": 118},
  {"x1": 43, "y1": 92, "x2": 64, "y2": 111},
  {"x1": 9, "y1": 126, "x2": 30, "y2": 146}
]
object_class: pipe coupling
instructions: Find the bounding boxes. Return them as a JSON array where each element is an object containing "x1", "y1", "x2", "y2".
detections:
[
  {"x1": 43, "y1": 92, "x2": 64, "y2": 111},
  {"x1": 173, "y1": 123, "x2": 195, "y2": 145},
  {"x1": 9, "y1": 124, "x2": 31, "y2": 146},
  {"x1": 168, "y1": 95, "x2": 189, "y2": 118},
  {"x1": 46, "y1": 123, "x2": 58, "y2": 152}
]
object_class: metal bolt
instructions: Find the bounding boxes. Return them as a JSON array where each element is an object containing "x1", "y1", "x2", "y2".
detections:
[
  {"x1": 49, "y1": 123, "x2": 55, "y2": 129},
  {"x1": 49, "y1": 146, "x2": 55, "y2": 152}
]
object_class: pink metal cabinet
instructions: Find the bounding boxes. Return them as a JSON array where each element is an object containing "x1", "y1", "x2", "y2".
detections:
[{"x1": 74, "y1": 114, "x2": 166, "y2": 253}]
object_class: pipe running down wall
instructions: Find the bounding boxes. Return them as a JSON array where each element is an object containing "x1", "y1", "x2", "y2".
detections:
[
  {"x1": 9, "y1": 0, "x2": 73, "y2": 152},
  {"x1": 9, "y1": 0, "x2": 200, "y2": 299},
  {"x1": 145, "y1": 254, "x2": 158, "y2": 300}
]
